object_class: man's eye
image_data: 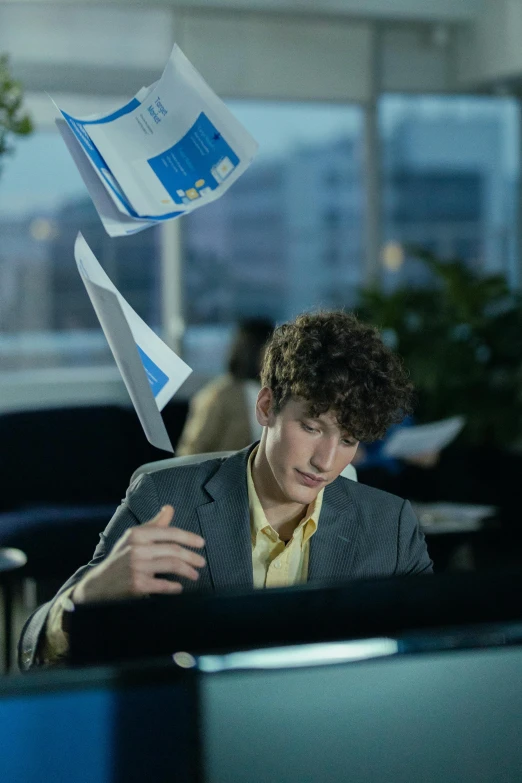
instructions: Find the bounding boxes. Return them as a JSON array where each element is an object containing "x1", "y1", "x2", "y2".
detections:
[
  {"x1": 301, "y1": 422, "x2": 316, "y2": 433},
  {"x1": 342, "y1": 438, "x2": 357, "y2": 447}
]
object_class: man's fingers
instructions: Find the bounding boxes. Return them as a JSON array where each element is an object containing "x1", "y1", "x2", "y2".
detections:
[
  {"x1": 132, "y1": 523, "x2": 205, "y2": 550},
  {"x1": 131, "y1": 544, "x2": 206, "y2": 569},
  {"x1": 133, "y1": 575, "x2": 183, "y2": 595},
  {"x1": 137, "y1": 557, "x2": 200, "y2": 581},
  {"x1": 143, "y1": 505, "x2": 175, "y2": 528},
  {"x1": 151, "y1": 578, "x2": 184, "y2": 594}
]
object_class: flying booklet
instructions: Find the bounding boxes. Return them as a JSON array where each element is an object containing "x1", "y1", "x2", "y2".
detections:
[
  {"x1": 383, "y1": 416, "x2": 465, "y2": 460},
  {"x1": 74, "y1": 233, "x2": 192, "y2": 452},
  {"x1": 55, "y1": 45, "x2": 259, "y2": 236}
]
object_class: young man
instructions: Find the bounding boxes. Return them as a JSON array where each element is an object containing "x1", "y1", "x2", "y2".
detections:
[{"x1": 19, "y1": 311, "x2": 432, "y2": 670}]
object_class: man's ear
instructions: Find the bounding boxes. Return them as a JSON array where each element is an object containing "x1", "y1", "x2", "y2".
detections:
[{"x1": 255, "y1": 386, "x2": 274, "y2": 427}]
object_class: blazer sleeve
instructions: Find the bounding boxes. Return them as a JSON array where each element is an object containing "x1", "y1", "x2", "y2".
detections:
[
  {"x1": 394, "y1": 499, "x2": 433, "y2": 575},
  {"x1": 18, "y1": 473, "x2": 162, "y2": 671}
]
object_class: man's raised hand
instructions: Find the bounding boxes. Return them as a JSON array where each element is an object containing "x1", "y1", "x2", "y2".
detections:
[{"x1": 72, "y1": 505, "x2": 206, "y2": 604}]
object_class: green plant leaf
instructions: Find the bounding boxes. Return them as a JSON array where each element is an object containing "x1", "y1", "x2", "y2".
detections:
[
  {"x1": 359, "y1": 246, "x2": 522, "y2": 446},
  {"x1": 0, "y1": 52, "x2": 33, "y2": 179}
]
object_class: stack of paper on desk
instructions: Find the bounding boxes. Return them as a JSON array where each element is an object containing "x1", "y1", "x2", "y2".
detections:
[
  {"x1": 74, "y1": 233, "x2": 191, "y2": 452},
  {"x1": 56, "y1": 45, "x2": 259, "y2": 237}
]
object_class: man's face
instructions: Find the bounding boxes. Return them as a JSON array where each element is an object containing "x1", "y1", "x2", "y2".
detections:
[{"x1": 255, "y1": 388, "x2": 359, "y2": 506}]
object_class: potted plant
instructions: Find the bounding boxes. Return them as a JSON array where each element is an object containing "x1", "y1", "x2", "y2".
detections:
[
  {"x1": 0, "y1": 53, "x2": 33, "y2": 178},
  {"x1": 357, "y1": 247, "x2": 522, "y2": 447}
]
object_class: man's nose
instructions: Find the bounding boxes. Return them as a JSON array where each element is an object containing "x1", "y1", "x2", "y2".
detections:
[{"x1": 310, "y1": 437, "x2": 337, "y2": 474}]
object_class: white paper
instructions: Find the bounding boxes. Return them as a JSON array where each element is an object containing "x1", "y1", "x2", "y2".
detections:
[
  {"x1": 57, "y1": 120, "x2": 153, "y2": 237},
  {"x1": 75, "y1": 233, "x2": 192, "y2": 451},
  {"x1": 55, "y1": 45, "x2": 258, "y2": 235},
  {"x1": 382, "y1": 416, "x2": 465, "y2": 459}
]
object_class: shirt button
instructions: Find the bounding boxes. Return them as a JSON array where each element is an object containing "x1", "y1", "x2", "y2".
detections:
[{"x1": 273, "y1": 561, "x2": 282, "y2": 569}]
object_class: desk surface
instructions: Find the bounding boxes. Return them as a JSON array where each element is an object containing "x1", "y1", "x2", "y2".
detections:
[{"x1": 414, "y1": 502, "x2": 497, "y2": 534}]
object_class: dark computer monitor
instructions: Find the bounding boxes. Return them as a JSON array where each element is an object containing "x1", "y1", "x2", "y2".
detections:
[
  {"x1": 0, "y1": 665, "x2": 200, "y2": 783},
  {"x1": 69, "y1": 568, "x2": 522, "y2": 666},
  {"x1": 3, "y1": 637, "x2": 522, "y2": 782},
  {"x1": 199, "y1": 641, "x2": 522, "y2": 783}
]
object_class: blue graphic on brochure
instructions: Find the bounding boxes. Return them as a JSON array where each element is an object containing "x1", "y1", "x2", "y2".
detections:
[
  {"x1": 61, "y1": 108, "x2": 137, "y2": 216},
  {"x1": 136, "y1": 345, "x2": 169, "y2": 397},
  {"x1": 147, "y1": 112, "x2": 240, "y2": 205},
  {"x1": 81, "y1": 99, "x2": 141, "y2": 126},
  {"x1": 60, "y1": 102, "x2": 183, "y2": 223}
]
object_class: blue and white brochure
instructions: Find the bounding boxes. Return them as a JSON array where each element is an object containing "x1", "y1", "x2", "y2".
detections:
[
  {"x1": 55, "y1": 45, "x2": 258, "y2": 236},
  {"x1": 75, "y1": 233, "x2": 192, "y2": 452}
]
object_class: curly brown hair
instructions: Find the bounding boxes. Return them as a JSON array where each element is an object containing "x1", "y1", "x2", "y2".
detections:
[{"x1": 260, "y1": 311, "x2": 413, "y2": 442}]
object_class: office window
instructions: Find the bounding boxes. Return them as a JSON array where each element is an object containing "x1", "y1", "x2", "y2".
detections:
[
  {"x1": 181, "y1": 101, "x2": 365, "y2": 375},
  {"x1": 0, "y1": 129, "x2": 162, "y2": 372},
  {"x1": 380, "y1": 95, "x2": 520, "y2": 290}
]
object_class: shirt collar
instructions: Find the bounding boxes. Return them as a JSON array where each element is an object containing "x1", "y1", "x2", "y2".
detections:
[{"x1": 247, "y1": 446, "x2": 322, "y2": 546}]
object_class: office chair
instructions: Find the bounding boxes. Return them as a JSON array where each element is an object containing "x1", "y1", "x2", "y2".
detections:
[
  {"x1": 131, "y1": 451, "x2": 357, "y2": 484},
  {"x1": 0, "y1": 547, "x2": 27, "y2": 673}
]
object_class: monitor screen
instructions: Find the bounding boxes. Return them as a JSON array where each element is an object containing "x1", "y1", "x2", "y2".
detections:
[
  {"x1": 201, "y1": 643, "x2": 522, "y2": 783},
  {"x1": 0, "y1": 666, "x2": 200, "y2": 783}
]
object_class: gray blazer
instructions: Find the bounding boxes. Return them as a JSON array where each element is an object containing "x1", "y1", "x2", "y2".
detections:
[{"x1": 19, "y1": 445, "x2": 432, "y2": 670}]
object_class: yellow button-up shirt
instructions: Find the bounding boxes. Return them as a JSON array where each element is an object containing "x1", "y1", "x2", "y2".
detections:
[{"x1": 247, "y1": 447, "x2": 322, "y2": 588}]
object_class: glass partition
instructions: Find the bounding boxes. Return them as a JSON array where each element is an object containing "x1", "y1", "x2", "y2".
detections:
[
  {"x1": 182, "y1": 100, "x2": 365, "y2": 374},
  {"x1": 0, "y1": 129, "x2": 162, "y2": 372},
  {"x1": 380, "y1": 95, "x2": 520, "y2": 290}
]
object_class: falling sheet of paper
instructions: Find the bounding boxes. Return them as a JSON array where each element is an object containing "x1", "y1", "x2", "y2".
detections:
[
  {"x1": 74, "y1": 232, "x2": 192, "y2": 451},
  {"x1": 382, "y1": 416, "x2": 465, "y2": 460},
  {"x1": 55, "y1": 45, "x2": 259, "y2": 236},
  {"x1": 57, "y1": 119, "x2": 151, "y2": 237}
]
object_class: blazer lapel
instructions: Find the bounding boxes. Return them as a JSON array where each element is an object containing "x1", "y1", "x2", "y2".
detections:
[
  {"x1": 308, "y1": 478, "x2": 360, "y2": 584},
  {"x1": 196, "y1": 448, "x2": 254, "y2": 591}
]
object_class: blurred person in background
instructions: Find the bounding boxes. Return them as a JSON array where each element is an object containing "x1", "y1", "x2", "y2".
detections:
[{"x1": 177, "y1": 318, "x2": 274, "y2": 455}]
